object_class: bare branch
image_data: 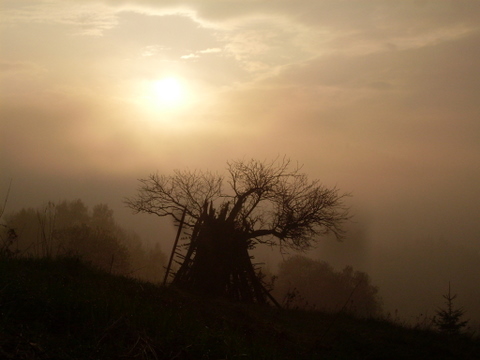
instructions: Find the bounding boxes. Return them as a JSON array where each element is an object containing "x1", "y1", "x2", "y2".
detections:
[
  {"x1": 126, "y1": 157, "x2": 350, "y2": 251},
  {"x1": 125, "y1": 170, "x2": 223, "y2": 226}
]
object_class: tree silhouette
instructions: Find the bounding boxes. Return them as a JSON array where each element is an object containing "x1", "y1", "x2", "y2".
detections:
[
  {"x1": 126, "y1": 158, "x2": 350, "y2": 304},
  {"x1": 4, "y1": 200, "x2": 167, "y2": 281},
  {"x1": 433, "y1": 283, "x2": 469, "y2": 335},
  {"x1": 273, "y1": 255, "x2": 382, "y2": 316}
]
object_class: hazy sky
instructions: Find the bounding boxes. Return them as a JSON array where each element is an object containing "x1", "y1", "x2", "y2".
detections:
[{"x1": 1, "y1": 1, "x2": 480, "y2": 321}]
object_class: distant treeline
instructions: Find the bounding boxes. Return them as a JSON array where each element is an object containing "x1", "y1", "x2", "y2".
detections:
[
  {"x1": 271, "y1": 255, "x2": 383, "y2": 318},
  {"x1": 1, "y1": 199, "x2": 167, "y2": 283},
  {"x1": 1, "y1": 199, "x2": 382, "y2": 318}
]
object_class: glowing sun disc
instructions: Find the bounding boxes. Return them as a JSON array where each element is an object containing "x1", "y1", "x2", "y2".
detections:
[{"x1": 153, "y1": 77, "x2": 182, "y2": 104}]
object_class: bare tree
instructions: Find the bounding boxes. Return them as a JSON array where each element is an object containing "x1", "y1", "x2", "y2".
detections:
[{"x1": 126, "y1": 158, "x2": 350, "y2": 304}]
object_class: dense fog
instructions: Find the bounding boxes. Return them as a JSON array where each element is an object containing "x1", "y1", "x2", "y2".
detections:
[
  {"x1": 1, "y1": 0, "x2": 479, "y2": 328},
  {"x1": 1, "y1": 169, "x2": 479, "y2": 327}
]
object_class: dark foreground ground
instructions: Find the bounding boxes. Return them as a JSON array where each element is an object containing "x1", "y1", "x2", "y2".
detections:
[{"x1": 1, "y1": 257, "x2": 479, "y2": 359}]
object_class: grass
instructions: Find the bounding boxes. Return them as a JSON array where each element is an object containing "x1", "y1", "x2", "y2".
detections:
[{"x1": 1, "y1": 256, "x2": 479, "y2": 359}]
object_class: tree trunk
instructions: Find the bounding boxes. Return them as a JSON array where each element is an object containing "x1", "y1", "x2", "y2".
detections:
[{"x1": 172, "y1": 204, "x2": 275, "y2": 305}]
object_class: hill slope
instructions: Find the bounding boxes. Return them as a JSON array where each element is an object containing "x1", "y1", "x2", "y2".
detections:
[{"x1": 1, "y1": 257, "x2": 479, "y2": 359}]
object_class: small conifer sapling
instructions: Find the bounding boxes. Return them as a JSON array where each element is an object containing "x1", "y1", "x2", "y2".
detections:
[{"x1": 433, "y1": 283, "x2": 469, "y2": 335}]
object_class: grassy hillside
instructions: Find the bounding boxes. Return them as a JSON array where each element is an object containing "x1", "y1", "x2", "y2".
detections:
[{"x1": 1, "y1": 257, "x2": 479, "y2": 359}]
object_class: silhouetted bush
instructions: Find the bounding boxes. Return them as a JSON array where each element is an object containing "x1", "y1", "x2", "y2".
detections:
[{"x1": 273, "y1": 255, "x2": 382, "y2": 317}]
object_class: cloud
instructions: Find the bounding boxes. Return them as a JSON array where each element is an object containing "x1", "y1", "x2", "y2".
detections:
[
  {"x1": 180, "y1": 53, "x2": 199, "y2": 60},
  {"x1": 101, "y1": 1, "x2": 480, "y2": 48},
  {"x1": 202, "y1": 24, "x2": 480, "y2": 210},
  {"x1": 0, "y1": 1, "x2": 119, "y2": 36},
  {"x1": 2, "y1": 1, "x2": 478, "y2": 173},
  {"x1": 6, "y1": 1, "x2": 477, "y2": 82},
  {"x1": 199, "y1": 47, "x2": 222, "y2": 54},
  {"x1": 180, "y1": 47, "x2": 223, "y2": 60}
]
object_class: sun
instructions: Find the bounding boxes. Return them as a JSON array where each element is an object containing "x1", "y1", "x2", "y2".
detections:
[
  {"x1": 152, "y1": 77, "x2": 183, "y2": 106},
  {"x1": 133, "y1": 76, "x2": 195, "y2": 121}
]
